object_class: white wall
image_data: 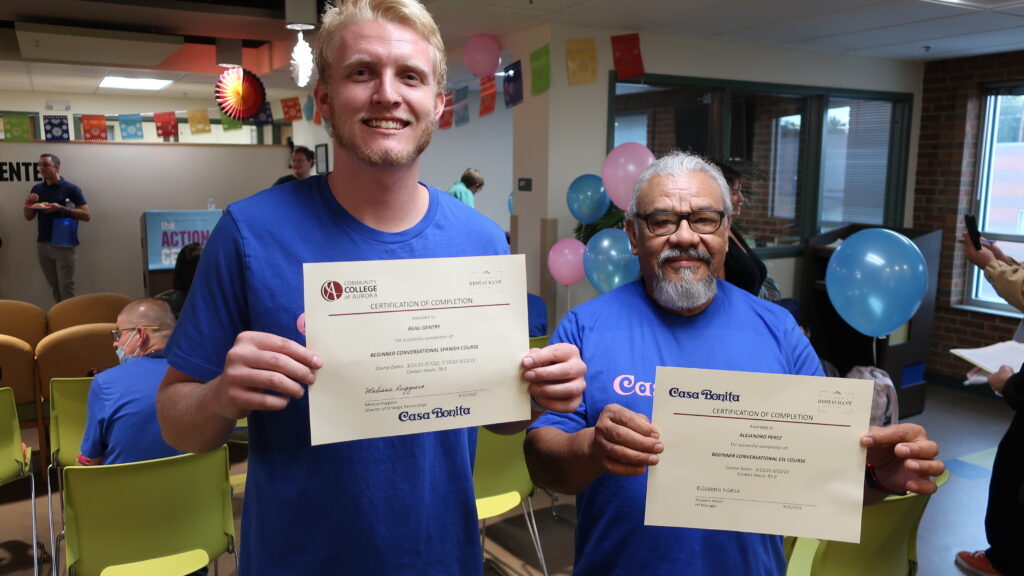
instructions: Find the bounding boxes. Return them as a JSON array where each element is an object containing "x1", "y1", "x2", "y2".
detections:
[{"x1": 0, "y1": 141, "x2": 287, "y2": 308}]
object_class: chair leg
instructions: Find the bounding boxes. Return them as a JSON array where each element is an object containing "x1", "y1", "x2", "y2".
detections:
[
  {"x1": 545, "y1": 488, "x2": 575, "y2": 524},
  {"x1": 27, "y1": 472, "x2": 39, "y2": 576},
  {"x1": 46, "y1": 463, "x2": 56, "y2": 576},
  {"x1": 521, "y1": 497, "x2": 548, "y2": 576}
]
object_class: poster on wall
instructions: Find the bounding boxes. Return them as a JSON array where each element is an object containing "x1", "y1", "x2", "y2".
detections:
[{"x1": 142, "y1": 210, "x2": 223, "y2": 271}]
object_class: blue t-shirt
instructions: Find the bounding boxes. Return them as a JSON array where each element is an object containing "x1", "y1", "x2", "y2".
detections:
[
  {"x1": 31, "y1": 178, "x2": 86, "y2": 244},
  {"x1": 165, "y1": 175, "x2": 508, "y2": 575},
  {"x1": 531, "y1": 280, "x2": 823, "y2": 576},
  {"x1": 80, "y1": 354, "x2": 184, "y2": 465}
]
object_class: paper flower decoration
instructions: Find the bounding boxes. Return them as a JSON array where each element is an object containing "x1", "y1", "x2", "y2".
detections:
[
  {"x1": 291, "y1": 32, "x2": 314, "y2": 88},
  {"x1": 215, "y1": 67, "x2": 266, "y2": 120}
]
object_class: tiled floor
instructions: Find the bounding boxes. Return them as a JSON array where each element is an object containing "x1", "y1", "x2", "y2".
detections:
[{"x1": 0, "y1": 382, "x2": 1010, "y2": 576}]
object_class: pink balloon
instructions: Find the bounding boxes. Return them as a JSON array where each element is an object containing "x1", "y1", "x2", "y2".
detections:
[
  {"x1": 547, "y1": 238, "x2": 586, "y2": 287},
  {"x1": 601, "y1": 143, "x2": 655, "y2": 210},
  {"x1": 464, "y1": 34, "x2": 501, "y2": 78}
]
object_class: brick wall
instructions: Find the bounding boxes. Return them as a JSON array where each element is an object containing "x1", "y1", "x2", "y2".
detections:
[{"x1": 917, "y1": 51, "x2": 1024, "y2": 378}]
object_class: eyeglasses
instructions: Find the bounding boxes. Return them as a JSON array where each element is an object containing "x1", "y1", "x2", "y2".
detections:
[
  {"x1": 110, "y1": 326, "x2": 159, "y2": 342},
  {"x1": 635, "y1": 210, "x2": 726, "y2": 236}
]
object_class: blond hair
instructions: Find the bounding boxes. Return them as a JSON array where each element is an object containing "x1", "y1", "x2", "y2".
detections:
[{"x1": 314, "y1": 0, "x2": 447, "y2": 93}]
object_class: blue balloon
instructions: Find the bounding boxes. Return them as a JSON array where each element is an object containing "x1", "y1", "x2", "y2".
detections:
[
  {"x1": 508, "y1": 191, "x2": 514, "y2": 215},
  {"x1": 584, "y1": 228, "x2": 640, "y2": 294},
  {"x1": 826, "y1": 228, "x2": 927, "y2": 338},
  {"x1": 567, "y1": 174, "x2": 610, "y2": 224}
]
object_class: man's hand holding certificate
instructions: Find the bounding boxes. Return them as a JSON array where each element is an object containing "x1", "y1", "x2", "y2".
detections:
[{"x1": 303, "y1": 255, "x2": 531, "y2": 444}]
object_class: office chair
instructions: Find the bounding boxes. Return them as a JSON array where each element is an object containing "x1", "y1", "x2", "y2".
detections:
[
  {"x1": 0, "y1": 299, "x2": 47, "y2": 348},
  {"x1": 46, "y1": 293, "x2": 131, "y2": 334}
]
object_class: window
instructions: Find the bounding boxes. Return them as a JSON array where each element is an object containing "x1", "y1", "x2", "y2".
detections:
[
  {"x1": 819, "y1": 98, "x2": 893, "y2": 232},
  {"x1": 611, "y1": 74, "x2": 912, "y2": 255},
  {"x1": 967, "y1": 89, "x2": 1024, "y2": 312}
]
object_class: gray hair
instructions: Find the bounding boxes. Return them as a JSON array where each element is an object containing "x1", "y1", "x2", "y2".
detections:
[{"x1": 624, "y1": 151, "x2": 732, "y2": 221}]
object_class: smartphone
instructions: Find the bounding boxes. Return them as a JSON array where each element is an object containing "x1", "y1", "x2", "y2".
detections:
[{"x1": 964, "y1": 213, "x2": 982, "y2": 251}]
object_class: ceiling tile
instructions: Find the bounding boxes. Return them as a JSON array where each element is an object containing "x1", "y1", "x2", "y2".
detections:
[{"x1": 795, "y1": 10, "x2": 1020, "y2": 49}]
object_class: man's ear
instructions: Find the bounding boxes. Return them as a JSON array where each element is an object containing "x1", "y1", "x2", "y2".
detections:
[
  {"x1": 625, "y1": 219, "x2": 640, "y2": 255},
  {"x1": 314, "y1": 82, "x2": 331, "y2": 123},
  {"x1": 433, "y1": 90, "x2": 445, "y2": 123}
]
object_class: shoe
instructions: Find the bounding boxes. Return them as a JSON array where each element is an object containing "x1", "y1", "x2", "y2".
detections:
[{"x1": 956, "y1": 550, "x2": 1004, "y2": 576}]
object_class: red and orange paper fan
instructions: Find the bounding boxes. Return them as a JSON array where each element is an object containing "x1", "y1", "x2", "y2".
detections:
[{"x1": 215, "y1": 67, "x2": 267, "y2": 121}]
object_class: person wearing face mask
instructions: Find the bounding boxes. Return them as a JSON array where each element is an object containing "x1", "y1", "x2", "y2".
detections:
[{"x1": 79, "y1": 298, "x2": 181, "y2": 466}]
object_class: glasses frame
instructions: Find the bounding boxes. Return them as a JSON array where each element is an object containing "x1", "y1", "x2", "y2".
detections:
[
  {"x1": 634, "y1": 209, "x2": 727, "y2": 236},
  {"x1": 110, "y1": 326, "x2": 159, "y2": 342}
]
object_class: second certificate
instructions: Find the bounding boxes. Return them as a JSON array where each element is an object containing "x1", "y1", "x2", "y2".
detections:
[{"x1": 304, "y1": 254, "x2": 530, "y2": 444}]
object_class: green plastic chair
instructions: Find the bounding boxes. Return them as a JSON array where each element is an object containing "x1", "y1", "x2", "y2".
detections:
[
  {"x1": 473, "y1": 428, "x2": 548, "y2": 576},
  {"x1": 46, "y1": 377, "x2": 93, "y2": 576},
  {"x1": 1, "y1": 386, "x2": 41, "y2": 576},
  {"x1": 528, "y1": 335, "x2": 550, "y2": 349},
  {"x1": 63, "y1": 446, "x2": 236, "y2": 576},
  {"x1": 786, "y1": 468, "x2": 951, "y2": 576}
]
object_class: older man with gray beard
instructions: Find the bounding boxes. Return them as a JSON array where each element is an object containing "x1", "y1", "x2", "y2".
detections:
[{"x1": 523, "y1": 151, "x2": 945, "y2": 576}]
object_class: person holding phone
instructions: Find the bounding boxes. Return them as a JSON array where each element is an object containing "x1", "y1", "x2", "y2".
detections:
[
  {"x1": 960, "y1": 230, "x2": 1024, "y2": 575},
  {"x1": 962, "y1": 229, "x2": 1024, "y2": 312}
]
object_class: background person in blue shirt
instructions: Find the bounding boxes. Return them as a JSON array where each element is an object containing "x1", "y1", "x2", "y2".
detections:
[
  {"x1": 80, "y1": 298, "x2": 182, "y2": 466},
  {"x1": 23, "y1": 153, "x2": 91, "y2": 302}
]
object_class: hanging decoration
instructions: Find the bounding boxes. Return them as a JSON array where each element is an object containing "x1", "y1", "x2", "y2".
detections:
[
  {"x1": 81, "y1": 115, "x2": 109, "y2": 141},
  {"x1": 291, "y1": 31, "x2": 314, "y2": 88},
  {"x1": 153, "y1": 111, "x2": 179, "y2": 138},
  {"x1": 479, "y1": 76, "x2": 496, "y2": 118},
  {"x1": 119, "y1": 114, "x2": 144, "y2": 140},
  {"x1": 282, "y1": 97, "x2": 304, "y2": 122},
  {"x1": 611, "y1": 33, "x2": 645, "y2": 79},
  {"x1": 44, "y1": 115, "x2": 70, "y2": 142},
  {"x1": 215, "y1": 67, "x2": 267, "y2": 121},
  {"x1": 566, "y1": 38, "x2": 598, "y2": 86},
  {"x1": 187, "y1": 109, "x2": 211, "y2": 134}
]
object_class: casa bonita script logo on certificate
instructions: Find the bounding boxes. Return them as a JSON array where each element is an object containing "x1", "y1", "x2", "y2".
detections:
[
  {"x1": 646, "y1": 367, "x2": 873, "y2": 543},
  {"x1": 303, "y1": 254, "x2": 531, "y2": 445}
]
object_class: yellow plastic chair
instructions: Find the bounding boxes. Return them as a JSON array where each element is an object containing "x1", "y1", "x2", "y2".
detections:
[
  {"x1": 46, "y1": 293, "x2": 132, "y2": 334},
  {"x1": 46, "y1": 377, "x2": 93, "y2": 576},
  {"x1": 0, "y1": 299, "x2": 47, "y2": 348},
  {"x1": 0, "y1": 335, "x2": 40, "y2": 429},
  {"x1": 473, "y1": 428, "x2": 548, "y2": 576},
  {"x1": 528, "y1": 335, "x2": 550, "y2": 349},
  {"x1": 35, "y1": 322, "x2": 117, "y2": 470},
  {"x1": 1, "y1": 387, "x2": 41, "y2": 576},
  {"x1": 62, "y1": 447, "x2": 237, "y2": 576},
  {"x1": 786, "y1": 469, "x2": 951, "y2": 576}
]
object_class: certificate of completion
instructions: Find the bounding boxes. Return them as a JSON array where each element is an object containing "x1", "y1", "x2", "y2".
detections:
[
  {"x1": 303, "y1": 254, "x2": 530, "y2": 444},
  {"x1": 645, "y1": 367, "x2": 873, "y2": 543}
]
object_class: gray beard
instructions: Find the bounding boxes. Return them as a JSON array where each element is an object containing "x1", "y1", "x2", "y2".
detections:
[{"x1": 650, "y1": 248, "x2": 717, "y2": 312}]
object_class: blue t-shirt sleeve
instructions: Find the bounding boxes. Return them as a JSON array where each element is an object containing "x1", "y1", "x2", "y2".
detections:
[
  {"x1": 80, "y1": 377, "x2": 107, "y2": 459},
  {"x1": 165, "y1": 210, "x2": 249, "y2": 383},
  {"x1": 529, "y1": 310, "x2": 588, "y2": 434},
  {"x1": 786, "y1": 319, "x2": 825, "y2": 377}
]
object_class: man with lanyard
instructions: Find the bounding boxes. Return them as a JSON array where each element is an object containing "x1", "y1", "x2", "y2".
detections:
[
  {"x1": 156, "y1": 1, "x2": 587, "y2": 573},
  {"x1": 80, "y1": 298, "x2": 182, "y2": 465},
  {"x1": 23, "y1": 153, "x2": 90, "y2": 303}
]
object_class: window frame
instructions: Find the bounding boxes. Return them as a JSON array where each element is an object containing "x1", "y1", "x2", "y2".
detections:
[
  {"x1": 964, "y1": 87, "x2": 1024, "y2": 314},
  {"x1": 608, "y1": 72, "x2": 913, "y2": 259}
]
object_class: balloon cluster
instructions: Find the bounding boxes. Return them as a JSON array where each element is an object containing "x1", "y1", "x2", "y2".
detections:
[{"x1": 548, "y1": 143, "x2": 655, "y2": 294}]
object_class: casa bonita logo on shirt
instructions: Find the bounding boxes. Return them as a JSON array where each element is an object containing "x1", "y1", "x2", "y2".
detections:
[{"x1": 320, "y1": 279, "x2": 379, "y2": 302}]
